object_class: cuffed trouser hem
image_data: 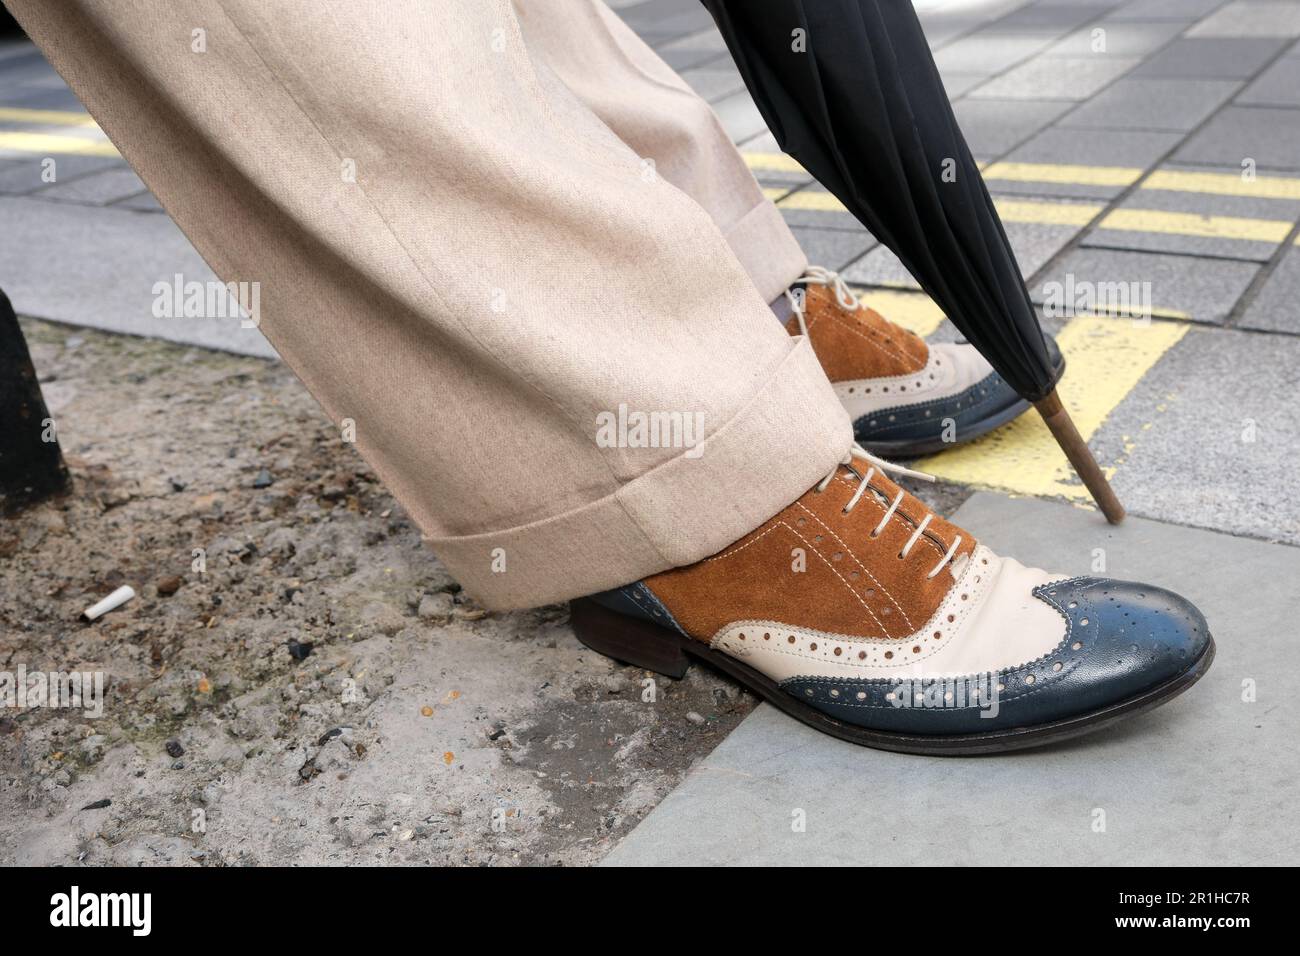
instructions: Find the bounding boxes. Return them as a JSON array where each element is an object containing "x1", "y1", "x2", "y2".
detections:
[
  {"x1": 723, "y1": 198, "x2": 809, "y2": 305},
  {"x1": 426, "y1": 335, "x2": 852, "y2": 610}
]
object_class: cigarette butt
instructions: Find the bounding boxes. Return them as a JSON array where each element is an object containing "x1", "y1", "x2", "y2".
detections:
[{"x1": 82, "y1": 585, "x2": 135, "y2": 621}]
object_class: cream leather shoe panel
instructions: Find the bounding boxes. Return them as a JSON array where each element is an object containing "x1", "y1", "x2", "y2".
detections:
[
  {"x1": 834, "y1": 342, "x2": 994, "y2": 420},
  {"x1": 709, "y1": 545, "x2": 1067, "y2": 682}
]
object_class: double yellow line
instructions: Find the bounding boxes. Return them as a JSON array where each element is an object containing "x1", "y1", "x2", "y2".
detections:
[{"x1": 758, "y1": 155, "x2": 1300, "y2": 246}]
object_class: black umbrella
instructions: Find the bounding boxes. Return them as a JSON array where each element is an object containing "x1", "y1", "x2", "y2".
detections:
[{"x1": 700, "y1": 0, "x2": 1124, "y2": 523}]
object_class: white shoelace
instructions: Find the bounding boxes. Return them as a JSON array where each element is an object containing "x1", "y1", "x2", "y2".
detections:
[
  {"x1": 817, "y1": 446, "x2": 962, "y2": 579},
  {"x1": 784, "y1": 265, "x2": 859, "y2": 337}
]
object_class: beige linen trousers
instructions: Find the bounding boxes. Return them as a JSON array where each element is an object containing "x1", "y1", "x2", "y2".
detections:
[{"x1": 7, "y1": 0, "x2": 853, "y2": 608}]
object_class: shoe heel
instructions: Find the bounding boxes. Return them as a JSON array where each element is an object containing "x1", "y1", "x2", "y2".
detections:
[{"x1": 569, "y1": 597, "x2": 691, "y2": 679}]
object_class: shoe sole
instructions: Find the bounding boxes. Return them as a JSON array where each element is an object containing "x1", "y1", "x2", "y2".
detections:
[
  {"x1": 569, "y1": 596, "x2": 1215, "y2": 756},
  {"x1": 856, "y1": 358, "x2": 1067, "y2": 459}
]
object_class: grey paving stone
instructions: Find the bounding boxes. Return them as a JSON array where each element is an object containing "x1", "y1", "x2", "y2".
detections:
[
  {"x1": 790, "y1": 226, "x2": 877, "y2": 273},
  {"x1": 1097, "y1": 324, "x2": 1300, "y2": 543},
  {"x1": 936, "y1": 72, "x2": 988, "y2": 99},
  {"x1": 1045, "y1": 19, "x2": 1185, "y2": 55},
  {"x1": 1059, "y1": 77, "x2": 1240, "y2": 131},
  {"x1": 0, "y1": 154, "x2": 123, "y2": 195},
  {"x1": 988, "y1": 126, "x2": 1181, "y2": 200},
  {"x1": 969, "y1": 53, "x2": 1141, "y2": 100},
  {"x1": 1175, "y1": 105, "x2": 1300, "y2": 170},
  {"x1": 711, "y1": 90, "x2": 767, "y2": 145},
  {"x1": 1238, "y1": 245, "x2": 1300, "y2": 331},
  {"x1": 0, "y1": 195, "x2": 276, "y2": 358},
  {"x1": 1237, "y1": 55, "x2": 1300, "y2": 106},
  {"x1": 1131, "y1": 37, "x2": 1289, "y2": 78},
  {"x1": 1104, "y1": 0, "x2": 1225, "y2": 20},
  {"x1": 617, "y1": 0, "x2": 714, "y2": 40},
  {"x1": 932, "y1": 31, "x2": 1060, "y2": 75},
  {"x1": 1083, "y1": 168, "x2": 1300, "y2": 261},
  {"x1": 994, "y1": 1, "x2": 1111, "y2": 33},
  {"x1": 0, "y1": 85, "x2": 85, "y2": 111},
  {"x1": 844, "y1": 219, "x2": 1083, "y2": 288},
  {"x1": 645, "y1": 29, "x2": 729, "y2": 71},
  {"x1": 112, "y1": 190, "x2": 165, "y2": 213},
  {"x1": 1032, "y1": 246, "x2": 1259, "y2": 322},
  {"x1": 952, "y1": 97, "x2": 1075, "y2": 154},
  {"x1": 604, "y1": 493, "x2": 1300, "y2": 867},
  {"x1": 31, "y1": 166, "x2": 148, "y2": 205},
  {"x1": 1187, "y1": 0, "x2": 1300, "y2": 36},
  {"x1": 677, "y1": 65, "x2": 746, "y2": 103}
]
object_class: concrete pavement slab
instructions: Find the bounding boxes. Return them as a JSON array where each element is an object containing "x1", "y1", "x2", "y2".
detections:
[
  {"x1": 30, "y1": 166, "x2": 148, "y2": 206},
  {"x1": 0, "y1": 155, "x2": 123, "y2": 195},
  {"x1": 995, "y1": 1, "x2": 1111, "y2": 33},
  {"x1": 969, "y1": 53, "x2": 1142, "y2": 100},
  {"x1": 0, "y1": 196, "x2": 275, "y2": 358},
  {"x1": 1238, "y1": 246, "x2": 1300, "y2": 332},
  {"x1": 1092, "y1": 323, "x2": 1300, "y2": 543},
  {"x1": 1060, "y1": 77, "x2": 1241, "y2": 132},
  {"x1": 677, "y1": 65, "x2": 746, "y2": 104},
  {"x1": 711, "y1": 90, "x2": 766, "y2": 145},
  {"x1": 603, "y1": 492, "x2": 1300, "y2": 867},
  {"x1": 1131, "y1": 36, "x2": 1289, "y2": 77},
  {"x1": 1045, "y1": 19, "x2": 1185, "y2": 55},
  {"x1": 789, "y1": 226, "x2": 877, "y2": 273},
  {"x1": 845, "y1": 219, "x2": 1084, "y2": 290},
  {"x1": 1104, "y1": 0, "x2": 1226, "y2": 20},
  {"x1": 1187, "y1": 0, "x2": 1300, "y2": 36},
  {"x1": 952, "y1": 98, "x2": 1075, "y2": 155},
  {"x1": 933, "y1": 31, "x2": 1060, "y2": 75},
  {"x1": 1175, "y1": 105, "x2": 1300, "y2": 170},
  {"x1": 1033, "y1": 247, "x2": 1259, "y2": 322},
  {"x1": 1236, "y1": 55, "x2": 1300, "y2": 106}
]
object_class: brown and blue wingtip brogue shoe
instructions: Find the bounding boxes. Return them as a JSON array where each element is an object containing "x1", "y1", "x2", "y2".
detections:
[
  {"x1": 570, "y1": 447, "x2": 1213, "y2": 755},
  {"x1": 787, "y1": 268, "x2": 1065, "y2": 458}
]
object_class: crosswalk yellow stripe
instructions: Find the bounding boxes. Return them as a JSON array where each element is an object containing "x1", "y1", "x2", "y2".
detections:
[
  {"x1": 917, "y1": 315, "x2": 1188, "y2": 501},
  {"x1": 0, "y1": 131, "x2": 119, "y2": 157},
  {"x1": 982, "y1": 161, "x2": 1142, "y2": 188},
  {"x1": 1097, "y1": 207, "x2": 1293, "y2": 243}
]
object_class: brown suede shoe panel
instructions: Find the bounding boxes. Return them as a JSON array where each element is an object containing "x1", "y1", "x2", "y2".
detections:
[
  {"x1": 785, "y1": 284, "x2": 929, "y2": 383},
  {"x1": 644, "y1": 465, "x2": 976, "y2": 643}
]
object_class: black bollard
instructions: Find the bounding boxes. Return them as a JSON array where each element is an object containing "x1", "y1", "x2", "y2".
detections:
[{"x1": 1, "y1": 287, "x2": 70, "y2": 513}]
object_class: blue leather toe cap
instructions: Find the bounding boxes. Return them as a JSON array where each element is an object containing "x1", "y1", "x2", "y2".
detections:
[
  {"x1": 1028, "y1": 577, "x2": 1211, "y2": 717},
  {"x1": 778, "y1": 577, "x2": 1211, "y2": 736}
]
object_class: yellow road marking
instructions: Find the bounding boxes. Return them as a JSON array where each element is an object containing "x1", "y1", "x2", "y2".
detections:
[
  {"x1": 1096, "y1": 207, "x2": 1293, "y2": 243},
  {"x1": 982, "y1": 161, "x2": 1142, "y2": 188},
  {"x1": 853, "y1": 288, "x2": 946, "y2": 337},
  {"x1": 0, "y1": 131, "x2": 119, "y2": 157},
  {"x1": 0, "y1": 106, "x2": 101, "y2": 128},
  {"x1": 1143, "y1": 169, "x2": 1300, "y2": 201},
  {"x1": 994, "y1": 197, "x2": 1101, "y2": 226},
  {"x1": 917, "y1": 315, "x2": 1188, "y2": 501},
  {"x1": 775, "y1": 188, "x2": 1105, "y2": 225},
  {"x1": 744, "y1": 151, "x2": 807, "y2": 174}
]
